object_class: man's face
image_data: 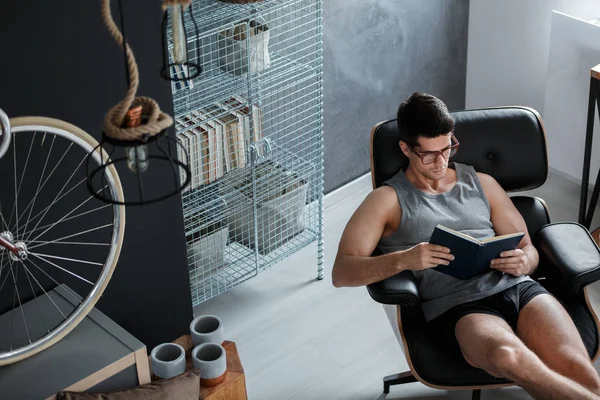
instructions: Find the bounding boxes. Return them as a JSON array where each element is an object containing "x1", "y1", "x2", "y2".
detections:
[{"x1": 402, "y1": 133, "x2": 453, "y2": 181}]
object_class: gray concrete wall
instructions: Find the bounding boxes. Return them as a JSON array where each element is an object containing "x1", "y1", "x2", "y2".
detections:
[{"x1": 323, "y1": 0, "x2": 469, "y2": 192}]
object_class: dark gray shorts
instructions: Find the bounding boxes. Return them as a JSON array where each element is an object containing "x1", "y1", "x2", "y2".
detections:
[{"x1": 429, "y1": 280, "x2": 550, "y2": 348}]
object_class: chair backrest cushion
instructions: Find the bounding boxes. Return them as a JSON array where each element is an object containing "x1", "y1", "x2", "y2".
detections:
[{"x1": 371, "y1": 107, "x2": 548, "y2": 192}]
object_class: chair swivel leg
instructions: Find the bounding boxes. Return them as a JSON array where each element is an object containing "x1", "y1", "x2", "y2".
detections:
[{"x1": 383, "y1": 371, "x2": 418, "y2": 394}]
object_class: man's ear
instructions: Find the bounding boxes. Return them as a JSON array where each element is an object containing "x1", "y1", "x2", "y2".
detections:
[{"x1": 399, "y1": 140, "x2": 410, "y2": 157}]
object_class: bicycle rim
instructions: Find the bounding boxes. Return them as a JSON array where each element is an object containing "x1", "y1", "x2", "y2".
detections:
[{"x1": 0, "y1": 117, "x2": 125, "y2": 365}]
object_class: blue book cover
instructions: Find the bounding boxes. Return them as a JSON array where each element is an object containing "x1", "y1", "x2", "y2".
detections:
[{"x1": 428, "y1": 225, "x2": 525, "y2": 280}]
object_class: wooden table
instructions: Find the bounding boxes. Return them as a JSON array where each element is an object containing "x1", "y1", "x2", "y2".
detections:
[
  {"x1": 150, "y1": 335, "x2": 247, "y2": 400},
  {"x1": 578, "y1": 63, "x2": 600, "y2": 229},
  {"x1": 592, "y1": 227, "x2": 600, "y2": 246}
]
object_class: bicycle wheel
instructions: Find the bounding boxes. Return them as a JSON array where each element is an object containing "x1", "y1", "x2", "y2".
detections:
[{"x1": 0, "y1": 116, "x2": 125, "y2": 365}]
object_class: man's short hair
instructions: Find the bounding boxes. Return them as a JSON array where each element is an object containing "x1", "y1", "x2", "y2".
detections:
[{"x1": 397, "y1": 92, "x2": 455, "y2": 147}]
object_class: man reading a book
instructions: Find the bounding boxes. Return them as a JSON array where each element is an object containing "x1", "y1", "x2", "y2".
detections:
[{"x1": 332, "y1": 92, "x2": 600, "y2": 399}]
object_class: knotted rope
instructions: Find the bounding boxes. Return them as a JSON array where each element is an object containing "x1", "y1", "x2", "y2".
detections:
[{"x1": 101, "y1": 0, "x2": 173, "y2": 141}]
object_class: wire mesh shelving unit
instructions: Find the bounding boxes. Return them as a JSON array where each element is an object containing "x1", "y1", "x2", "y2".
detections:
[{"x1": 169, "y1": 0, "x2": 324, "y2": 306}]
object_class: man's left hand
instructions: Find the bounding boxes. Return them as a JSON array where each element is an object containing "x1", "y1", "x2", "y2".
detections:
[{"x1": 490, "y1": 249, "x2": 530, "y2": 276}]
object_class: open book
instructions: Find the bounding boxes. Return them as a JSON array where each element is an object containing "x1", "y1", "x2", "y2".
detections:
[{"x1": 428, "y1": 225, "x2": 525, "y2": 280}]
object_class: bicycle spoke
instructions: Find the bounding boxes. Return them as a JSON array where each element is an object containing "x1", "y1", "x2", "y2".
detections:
[
  {"x1": 0, "y1": 198, "x2": 9, "y2": 233},
  {"x1": 9, "y1": 262, "x2": 16, "y2": 350},
  {"x1": 28, "y1": 252, "x2": 103, "y2": 267},
  {"x1": 10, "y1": 265, "x2": 31, "y2": 345},
  {"x1": 20, "y1": 204, "x2": 110, "y2": 239},
  {"x1": 37, "y1": 144, "x2": 73, "y2": 191},
  {"x1": 0, "y1": 253, "x2": 6, "y2": 286},
  {"x1": 12, "y1": 133, "x2": 19, "y2": 236},
  {"x1": 29, "y1": 253, "x2": 94, "y2": 286},
  {"x1": 15, "y1": 133, "x2": 36, "y2": 209},
  {"x1": 26, "y1": 224, "x2": 113, "y2": 251},
  {"x1": 0, "y1": 258, "x2": 13, "y2": 296},
  {"x1": 21, "y1": 261, "x2": 64, "y2": 331},
  {"x1": 11, "y1": 135, "x2": 55, "y2": 231},
  {"x1": 20, "y1": 142, "x2": 73, "y2": 236},
  {"x1": 28, "y1": 185, "x2": 109, "y2": 243},
  {"x1": 26, "y1": 256, "x2": 82, "y2": 308},
  {"x1": 17, "y1": 177, "x2": 86, "y2": 235},
  {"x1": 28, "y1": 240, "x2": 110, "y2": 249},
  {"x1": 22, "y1": 152, "x2": 86, "y2": 241}
]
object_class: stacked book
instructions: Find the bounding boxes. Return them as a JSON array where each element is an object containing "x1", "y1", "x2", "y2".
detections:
[{"x1": 175, "y1": 95, "x2": 264, "y2": 191}]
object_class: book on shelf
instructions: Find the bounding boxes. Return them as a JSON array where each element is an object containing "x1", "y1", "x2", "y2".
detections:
[
  {"x1": 180, "y1": 113, "x2": 212, "y2": 188},
  {"x1": 215, "y1": 100, "x2": 249, "y2": 169},
  {"x1": 194, "y1": 108, "x2": 225, "y2": 178},
  {"x1": 180, "y1": 115, "x2": 202, "y2": 190},
  {"x1": 428, "y1": 225, "x2": 525, "y2": 280},
  {"x1": 192, "y1": 109, "x2": 223, "y2": 183},
  {"x1": 175, "y1": 98, "x2": 265, "y2": 189},
  {"x1": 197, "y1": 124, "x2": 211, "y2": 185},
  {"x1": 225, "y1": 96, "x2": 264, "y2": 158},
  {"x1": 200, "y1": 104, "x2": 239, "y2": 173},
  {"x1": 219, "y1": 108, "x2": 243, "y2": 170}
]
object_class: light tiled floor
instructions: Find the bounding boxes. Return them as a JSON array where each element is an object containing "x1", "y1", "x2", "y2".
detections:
[{"x1": 194, "y1": 170, "x2": 600, "y2": 400}]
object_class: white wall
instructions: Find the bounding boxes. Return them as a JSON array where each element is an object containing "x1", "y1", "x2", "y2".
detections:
[
  {"x1": 466, "y1": 0, "x2": 599, "y2": 113},
  {"x1": 543, "y1": 12, "x2": 600, "y2": 184}
]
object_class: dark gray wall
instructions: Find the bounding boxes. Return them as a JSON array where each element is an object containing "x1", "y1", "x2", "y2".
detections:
[
  {"x1": 0, "y1": 1, "x2": 193, "y2": 349},
  {"x1": 323, "y1": 0, "x2": 469, "y2": 192}
]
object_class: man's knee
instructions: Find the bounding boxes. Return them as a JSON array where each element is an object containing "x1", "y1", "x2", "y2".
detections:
[{"x1": 465, "y1": 343, "x2": 522, "y2": 378}]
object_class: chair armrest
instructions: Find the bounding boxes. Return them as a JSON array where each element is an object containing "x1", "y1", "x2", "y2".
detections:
[
  {"x1": 366, "y1": 270, "x2": 420, "y2": 307},
  {"x1": 535, "y1": 222, "x2": 600, "y2": 294}
]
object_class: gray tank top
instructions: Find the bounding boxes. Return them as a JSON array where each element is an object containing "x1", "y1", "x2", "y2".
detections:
[{"x1": 377, "y1": 162, "x2": 531, "y2": 321}]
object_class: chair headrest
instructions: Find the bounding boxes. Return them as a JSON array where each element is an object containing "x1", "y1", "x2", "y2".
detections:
[{"x1": 370, "y1": 107, "x2": 548, "y2": 192}]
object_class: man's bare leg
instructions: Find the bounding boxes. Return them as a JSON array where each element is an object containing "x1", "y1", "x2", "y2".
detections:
[
  {"x1": 516, "y1": 294, "x2": 600, "y2": 394},
  {"x1": 455, "y1": 313, "x2": 599, "y2": 399}
]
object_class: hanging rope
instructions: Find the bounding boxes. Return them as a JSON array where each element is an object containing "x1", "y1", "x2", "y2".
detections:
[{"x1": 101, "y1": 0, "x2": 173, "y2": 141}]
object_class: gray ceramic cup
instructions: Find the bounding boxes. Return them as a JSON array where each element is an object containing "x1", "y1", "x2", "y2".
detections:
[
  {"x1": 190, "y1": 315, "x2": 224, "y2": 346},
  {"x1": 192, "y1": 343, "x2": 227, "y2": 386},
  {"x1": 150, "y1": 343, "x2": 186, "y2": 379}
]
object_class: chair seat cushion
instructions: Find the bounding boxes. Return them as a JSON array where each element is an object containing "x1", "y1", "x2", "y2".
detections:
[{"x1": 402, "y1": 280, "x2": 598, "y2": 387}]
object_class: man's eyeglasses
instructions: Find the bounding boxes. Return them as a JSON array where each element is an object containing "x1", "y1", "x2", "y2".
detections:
[{"x1": 407, "y1": 134, "x2": 460, "y2": 165}]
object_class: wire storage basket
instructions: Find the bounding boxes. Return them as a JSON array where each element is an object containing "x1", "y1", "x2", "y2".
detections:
[
  {"x1": 219, "y1": 0, "x2": 264, "y2": 3},
  {"x1": 169, "y1": 0, "x2": 323, "y2": 305}
]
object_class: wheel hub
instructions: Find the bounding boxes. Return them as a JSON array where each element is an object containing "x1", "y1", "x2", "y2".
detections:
[{"x1": 0, "y1": 231, "x2": 28, "y2": 261}]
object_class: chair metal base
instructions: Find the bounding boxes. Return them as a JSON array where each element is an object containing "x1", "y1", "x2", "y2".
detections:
[
  {"x1": 383, "y1": 371, "x2": 482, "y2": 399},
  {"x1": 383, "y1": 371, "x2": 417, "y2": 394}
]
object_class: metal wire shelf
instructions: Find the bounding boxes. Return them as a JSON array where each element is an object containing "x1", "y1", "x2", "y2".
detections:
[
  {"x1": 171, "y1": 0, "x2": 323, "y2": 306},
  {"x1": 172, "y1": 50, "x2": 321, "y2": 116},
  {"x1": 183, "y1": 0, "x2": 321, "y2": 43}
]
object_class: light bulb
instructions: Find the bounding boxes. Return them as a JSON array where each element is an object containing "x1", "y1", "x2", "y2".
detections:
[{"x1": 127, "y1": 145, "x2": 149, "y2": 173}]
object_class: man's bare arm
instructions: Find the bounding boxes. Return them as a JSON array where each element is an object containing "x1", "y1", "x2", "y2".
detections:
[
  {"x1": 332, "y1": 187, "x2": 453, "y2": 287},
  {"x1": 477, "y1": 172, "x2": 539, "y2": 276}
]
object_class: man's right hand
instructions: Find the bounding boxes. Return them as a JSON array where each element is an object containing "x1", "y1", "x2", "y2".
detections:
[{"x1": 400, "y1": 243, "x2": 454, "y2": 271}]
